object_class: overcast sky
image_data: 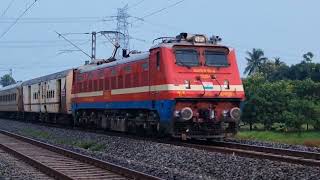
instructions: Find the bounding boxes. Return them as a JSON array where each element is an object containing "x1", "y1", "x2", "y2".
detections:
[{"x1": 0, "y1": 0, "x2": 319, "y2": 81}]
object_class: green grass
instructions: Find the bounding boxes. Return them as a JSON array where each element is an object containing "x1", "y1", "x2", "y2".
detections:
[
  {"x1": 20, "y1": 128, "x2": 106, "y2": 152},
  {"x1": 74, "y1": 141, "x2": 106, "y2": 151},
  {"x1": 20, "y1": 128, "x2": 51, "y2": 139},
  {"x1": 236, "y1": 131, "x2": 320, "y2": 147}
]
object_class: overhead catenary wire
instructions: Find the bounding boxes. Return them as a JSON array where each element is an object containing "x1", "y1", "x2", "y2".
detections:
[
  {"x1": 128, "y1": 0, "x2": 145, "y2": 10},
  {"x1": 0, "y1": 16, "x2": 116, "y2": 24},
  {"x1": 55, "y1": 31, "x2": 91, "y2": 58},
  {"x1": 133, "y1": 0, "x2": 186, "y2": 22},
  {"x1": 0, "y1": 0, "x2": 39, "y2": 41},
  {"x1": 0, "y1": 0, "x2": 15, "y2": 18}
]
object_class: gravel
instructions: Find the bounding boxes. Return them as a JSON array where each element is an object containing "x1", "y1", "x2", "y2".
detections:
[
  {"x1": 0, "y1": 149, "x2": 52, "y2": 180},
  {"x1": 0, "y1": 118, "x2": 320, "y2": 180},
  {"x1": 226, "y1": 138, "x2": 320, "y2": 153}
]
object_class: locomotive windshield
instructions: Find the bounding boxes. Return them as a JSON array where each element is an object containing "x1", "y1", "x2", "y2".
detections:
[
  {"x1": 175, "y1": 49, "x2": 199, "y2": 67},
  {"x1": 205, "y1": 51, "x2": 229, "y2": 67}
]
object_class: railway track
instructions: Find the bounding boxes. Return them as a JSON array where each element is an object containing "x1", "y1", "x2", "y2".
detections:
[
  {"x1": 2, "y1": 118, "x2": 320, "y2": 168},
  {"x1": 0, "y1": 129, "x2": 161, "y2": 180},
  {"x1": 170, "y1": 140, "x2": 320, "y2": 167}
]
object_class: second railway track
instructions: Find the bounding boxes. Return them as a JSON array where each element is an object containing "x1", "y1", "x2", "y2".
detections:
[
  {"x1": 0, "y1": 129, "x2": 161, "y2": 180},
  {"x1": 170, "y1": 140, "x2": 320, "y2": 167}
]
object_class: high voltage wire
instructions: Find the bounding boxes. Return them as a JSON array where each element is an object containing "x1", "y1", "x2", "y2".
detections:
[
  {"x1": 0, "y1": 0, "x2": 15, "y2": 18},
  {"x1": 0, "y1": 17, "x2": 116, "y2": 24},
  {"x1": 128, "y1": 0, "x2": 145, "y2": 10},
  {"x1": 0, "y1": 0, "x2": 39, "y2": 41},
  {"x1": 0, "y1": 39, "x2": 89, "y2": 44},
  {"x1": 139, "y1": 0, "x2": 186, "y2": 20}
]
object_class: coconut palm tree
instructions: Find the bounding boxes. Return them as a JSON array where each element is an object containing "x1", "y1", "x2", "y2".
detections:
[
  {"x1": 303, "y1": 52, "x2": 314, "y2": 63},
  {"x1": 244, "y1": 48, "x2": 268, "y2": 76}
]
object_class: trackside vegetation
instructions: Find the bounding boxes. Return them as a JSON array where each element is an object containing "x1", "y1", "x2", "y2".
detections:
[{"x1": 240, "y1": 49, "x2": 320, "y2": 146}]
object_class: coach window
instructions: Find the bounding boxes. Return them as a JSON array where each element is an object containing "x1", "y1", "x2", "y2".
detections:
[
  {"x1": 142, "y1": 62, "x2": 148, "y2": 71},
  {"x1": 156, "y1": 51, "x2": 160, "y2": 70},
  {"x1": 111, "y1": 69, "x2": 117, "y2": 76},
  {"x1": 125, "y1": 65, "x2": 132, "y2": 73}
]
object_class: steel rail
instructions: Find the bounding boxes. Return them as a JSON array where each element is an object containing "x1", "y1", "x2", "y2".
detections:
[
  {"x1": 170, "y1": 140, "x2": 320, "y2": 167},
  {"x1": 0, "y1": 129, "x2": 162, "y2": 180}
]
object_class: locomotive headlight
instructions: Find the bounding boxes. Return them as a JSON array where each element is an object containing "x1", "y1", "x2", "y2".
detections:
[
  {"x1": 230, "y1": 107, "x2": 241, "y2": 121},
  {"x1": 194, "y1": 35, "x2": 206, "y2": 43},
  {"x1": 184, "y1": 80, "x2": 191, "y2": 89},
  {"x1": 224, "y1": 80, "x2": 230, "y2": 89},
  {"x1": 180, "y1": 107, "x2": 193, "y2": 121}
]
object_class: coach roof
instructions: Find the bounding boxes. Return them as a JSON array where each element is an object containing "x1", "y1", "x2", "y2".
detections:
[
  {"x1": 22, "y1": 69, "x2": 72, "y2": 86},
  {"x1": 0, "y1": 82, "x2": 22, "y2": 92}
]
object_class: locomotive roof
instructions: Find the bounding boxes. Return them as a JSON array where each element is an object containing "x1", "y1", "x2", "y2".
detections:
[
  {"x1": 0, "y1": 82, "x2": 22, "y2": 92},
  {"x1": 77, "y1": 42, "x2": 232, "y2": 74},
  {"x1": 22, "y1": 69, "x2": 72, "y2": 86},
  {"x1": 150, "y1": 42, "x2": 231, "y2": 50},
  {"x1": 78, "y1": 52, "x2": 150, "y2": 73}
]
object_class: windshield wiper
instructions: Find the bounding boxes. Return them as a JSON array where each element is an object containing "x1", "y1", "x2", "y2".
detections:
[{"x1": 177, "y1": 61, "x2": 192, "y2": 69}]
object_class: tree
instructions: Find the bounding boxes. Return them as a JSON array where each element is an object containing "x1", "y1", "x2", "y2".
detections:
[
  {"x1": 0, "y1": 74, "x2": 16, "y2": 87},
  {"x1": 241, "y1": 74, "x2": 266, "y2": 130},
  {"x1": 274, "y1": 57, "x2": 286, "y2": 67},
  {"x1": 302, "y1": 52, "x2": 314, "y2": 63},
  {"x1": 244, "y1": 48, "x2": 268, "y2": 76},
  {"x1": 259, "y1": 60, "x2": 276, "y2": 80},
  {"x1": 274, "y1": 57, "x2": 281, "y2": 66}
]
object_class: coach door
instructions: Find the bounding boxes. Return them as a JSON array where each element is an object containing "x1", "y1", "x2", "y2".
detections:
[
  {"x1": 58, "y1": 78, "x2": 67, "y2": 114},
  {"x1": 27, "y1": 85, "x2": 31, "y2": 111}
]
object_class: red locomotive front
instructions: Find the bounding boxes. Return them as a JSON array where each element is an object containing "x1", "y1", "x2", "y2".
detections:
[{"x1": 149, "y1": 33, "x2": 245, "y2": 139}]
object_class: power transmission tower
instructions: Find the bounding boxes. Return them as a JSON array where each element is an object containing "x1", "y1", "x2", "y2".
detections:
[{"x1": 116, "y1": 5, "x2": 130, "y2": 50}]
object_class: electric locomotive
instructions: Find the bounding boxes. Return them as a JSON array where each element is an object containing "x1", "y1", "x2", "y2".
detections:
[{"x1": 71, "y1": 33, "x2": 245, "y2": 139}]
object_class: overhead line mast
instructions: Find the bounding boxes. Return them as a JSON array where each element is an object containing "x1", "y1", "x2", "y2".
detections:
[{"x1": 116, "y1": 5, "x2": 130, "y2": 51}]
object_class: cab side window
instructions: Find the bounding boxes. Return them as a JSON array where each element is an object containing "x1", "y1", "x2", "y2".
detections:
[{"x1": 156, "y1": 51, "x2": 160, "y2": 70}]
